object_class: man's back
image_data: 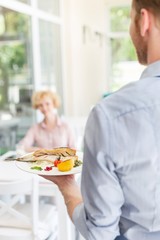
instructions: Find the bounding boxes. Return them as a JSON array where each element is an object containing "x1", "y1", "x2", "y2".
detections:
[{"x1": 98, "y1": 61, "x2": 160, "y2": 239}]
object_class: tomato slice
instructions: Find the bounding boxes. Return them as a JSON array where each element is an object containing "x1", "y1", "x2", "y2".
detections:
[{"x1": 54, "y1": 159, "x2": 62, "y2": 167}]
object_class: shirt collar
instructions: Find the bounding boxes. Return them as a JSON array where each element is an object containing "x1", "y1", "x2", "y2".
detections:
[
  {"x1": 140, "y1": 60, "x2": 160, "y2": 79},
  {"x1": 40, "y1": 115, "x2": 62, "y2": 129}
]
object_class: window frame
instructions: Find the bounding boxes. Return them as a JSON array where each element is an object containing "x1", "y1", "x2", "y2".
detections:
[{"x1": 0, "y1": 0, "x2": 63, "y2": 91}]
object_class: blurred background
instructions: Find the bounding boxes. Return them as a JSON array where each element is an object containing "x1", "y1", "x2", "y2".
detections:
[{"x1": 0, "y1": 0, "x2": 145, "y2": 154}]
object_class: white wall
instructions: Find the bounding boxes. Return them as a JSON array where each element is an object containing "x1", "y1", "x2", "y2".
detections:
[
  {"x1": 62, "y1": 0, "x2": 108, "y2": 117},
  {"x1": 105, "y1": 0, "x2": 130, "y2": 6}
]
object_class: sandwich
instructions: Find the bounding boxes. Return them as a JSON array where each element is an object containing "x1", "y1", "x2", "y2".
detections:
[
  {"x1": 17, "y1": 147, "x2": 78, "y2": 163},
  {"x1": 17, "y1": 147, "x2": 82, "y2": 172}
]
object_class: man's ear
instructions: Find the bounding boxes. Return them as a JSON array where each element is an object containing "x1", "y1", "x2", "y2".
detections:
[{"x1": 140, "y1": 8, "x2": 150, "y2": 36}]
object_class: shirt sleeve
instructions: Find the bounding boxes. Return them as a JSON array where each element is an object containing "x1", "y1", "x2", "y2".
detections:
[
  {"x1": 72, "y1": 104, "x2": 124, "y2": 240},
  {"x1": 18, "y1": 125, "x2": 36, "y2": 151}
]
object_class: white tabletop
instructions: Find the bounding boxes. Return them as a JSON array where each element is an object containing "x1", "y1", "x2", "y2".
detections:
[{"x1": 0, "y1": 160, "x2": 32, "y2": 181}]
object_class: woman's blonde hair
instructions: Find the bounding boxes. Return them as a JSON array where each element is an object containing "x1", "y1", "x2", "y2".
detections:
[{"x1": 32, "y1": 90, "x2": 61, "y2": 109}]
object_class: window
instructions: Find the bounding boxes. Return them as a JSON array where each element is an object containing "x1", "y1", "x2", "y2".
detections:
[
  {"x1": 38, "y1": 19, "x2": 63, "y2": 111},
  {"x1": 0, "y1": 7, "x2": 33, "y2": 109},
  {"x1": 39, "y1": 20, "x2": 62, "y2": 89},
  {"x1": 108, "y1": 6, "x2": 145, "y2": 92},
  {"x1": 38, "y1": 0, "x2": 60, "y2": 16},
  {"x1": 0, "y1": 1, "x2": 62, "y2": 114},
  {"x1": 0, "y1": 1, "x2": 63, "y2": 150}
]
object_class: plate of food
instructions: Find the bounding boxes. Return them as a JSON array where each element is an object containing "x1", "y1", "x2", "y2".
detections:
[{"x1": 15, "y1": 147, "x2": 83, "y2": 176}]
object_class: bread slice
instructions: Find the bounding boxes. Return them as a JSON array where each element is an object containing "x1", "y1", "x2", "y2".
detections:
[
  {"x1": 17, "y1": 147, "x2": 77, "y2": 163},
  {"x1": 34, "y1": 154, "x2": 78, "y2": 163},
  {"x1": 33, "y1": 147, "x2": 76, "y2": 157}
]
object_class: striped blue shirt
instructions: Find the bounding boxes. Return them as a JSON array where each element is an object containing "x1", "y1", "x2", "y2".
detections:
[{"x1": 73, "y1": 61, "x2": 160, "y2": 240}]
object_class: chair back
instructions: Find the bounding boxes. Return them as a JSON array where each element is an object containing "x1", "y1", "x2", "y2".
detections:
[
  {"x1": 66, "y1": 116, "x2": 87, "y2": 151},
  {"x1": 0, "y1": 177, "x2": 39, "y2": 240}
]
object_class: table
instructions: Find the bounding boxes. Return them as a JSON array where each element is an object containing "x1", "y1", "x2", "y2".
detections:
[{"x1": 0, "y1": 153, "x2": 75, "y2": 240}]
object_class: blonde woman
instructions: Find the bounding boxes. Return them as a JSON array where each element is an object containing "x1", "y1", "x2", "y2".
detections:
[{"x1": 18, "y1": 90, "x2": 75, "y2": 152}]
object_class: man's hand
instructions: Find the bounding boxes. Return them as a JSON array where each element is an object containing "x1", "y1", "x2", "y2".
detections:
[{"x1": 41, "y1": 174, "x2": 75, "y2": 188}]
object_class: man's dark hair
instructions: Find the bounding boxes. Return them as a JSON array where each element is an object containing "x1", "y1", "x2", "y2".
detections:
[{"x1": 133, "y1": 0, "x2": 160, "y2": 16}]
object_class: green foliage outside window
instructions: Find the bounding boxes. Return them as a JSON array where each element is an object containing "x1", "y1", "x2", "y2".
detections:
[
  {"x1": 0, "y1": 8, "x2": 32, "y2": 108},
  {"x1": 111, "y1": 38, "x2": 137, "y2": 63},
  {"x1": 109, "y1": 6, "x2": 139, "y2": 91},
  {"x1": 110, "y1": 6, "x2": 137, "y2": 63},
  {"x1": 110, "y1": 6, "x2": 130, "y2": 32}
]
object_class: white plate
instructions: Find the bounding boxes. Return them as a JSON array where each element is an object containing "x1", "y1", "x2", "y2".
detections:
[
  {"x1": 15, "y1": 151, "x2": 83, "y2": 176},
  {"x1": 16, "y1": 160, "x2": 82, "y2": 176}
]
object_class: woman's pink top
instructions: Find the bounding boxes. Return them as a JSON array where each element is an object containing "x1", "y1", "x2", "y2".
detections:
[{"x1": 18, "y1": 117, "x2": 75, "y2": 150}]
